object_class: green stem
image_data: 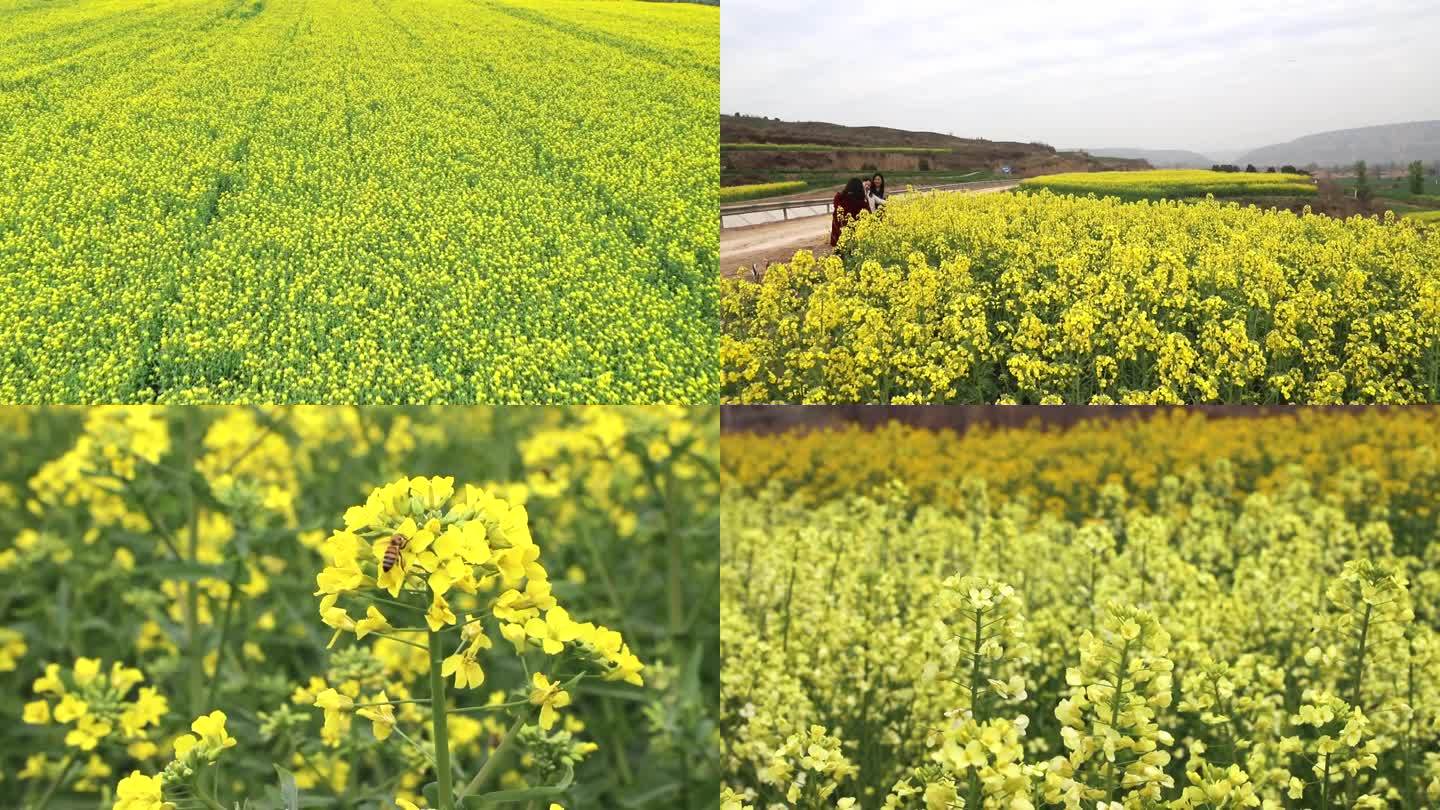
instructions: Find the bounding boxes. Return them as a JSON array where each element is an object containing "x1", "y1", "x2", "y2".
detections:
[
  {"x1": 1210, "y1": 680, "x2": 1239, "y2": 767},
  {"x1": 456, "y1": 708, "x2": 533, "y2": 802},
  {"x1": 120, "y1": 480, "x2": 184, "y2": 560},
  {"x1": 600, "y1": 697, "x2": 635, "y2": 786},
  {"x1": 217, "y1": 409, "x2": 280, "y2": 477},
  {"x1": 1101, "y1": 638, "x2": 1133, "y2": 802},
  {"x1": 660, "y1": 470, "x2": 684, "y2": 644},
  {"x1": 428, "y1": 629, "x2": 455, "y2": 810},
  {"x1": 206, "y1": 559, "x2": 246, "y2": 708},
  {"x1": 445, "y1": 697, "x2": 531, "y2": 714},
  {"x1": 32, "y1": 752, "x2": 77, "y2": 810},
  {"x1": 965, "y1": 606, "x2": 987, "y2": 807},
  {"x1": 352, "y1": 698, "x2": 432, "y2": 709},
  {"x1": 1350, "y1": 603, "x2": 1373, "y2": 710},
  {"x1": 576, "y1": 518, "x2": 635, "y2": 650},
  {"x1": 190, "y1": 781, "x2": 227, "y2": 810},
  {"x1": 362, "y1": 595, "x2": 424, "y2": 612},
  {"x1": 391, "y1": 614, "x2": 486, "y2": 634},
  {"x1": 1404, "y1": 642, "x2": 1417, "y2": 809},
  {"x1": 780, "y1": 545, "x2": 799, "y2": 653},
  {"x1": 1320, "y1": 754, "x2": 1331, "y2": 809},
  {"x1": 374, "y1": 633, "x2": 429, "y2": 650},
  {"x1": 394, "y1": 726, "x2": 437, "y2": 769},
  {"x1": 185, "y1": 414, "x2": 204, "y2": 719}
]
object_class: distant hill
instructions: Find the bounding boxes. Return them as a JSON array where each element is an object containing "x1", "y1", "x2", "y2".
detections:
[
  {"x1": 721, "y1": 114, "x2": 1148, "y2": 183},
  {"x1": 722, "y1": 114, "x2": 1038, "y2": 151},
  {"x1": 1082, "y1": 147, "x2": 1215, "y2": 168},
  {"x1": 1238, "y1": 121, "x2": 1440, "y2": 168}
]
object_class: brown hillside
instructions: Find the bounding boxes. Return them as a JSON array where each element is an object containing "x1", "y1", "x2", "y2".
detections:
[
  {"x1": 722, "y1": 113, "x2": 1039, "y2": 150},
  {"x1": 720, "y1": 114, "x2": 1148, "y2": 184}
]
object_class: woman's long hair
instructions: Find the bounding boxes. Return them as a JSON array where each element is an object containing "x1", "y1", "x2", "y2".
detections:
[{"x1": 843, "y1": 177, "x2": 865, "y2": 201}]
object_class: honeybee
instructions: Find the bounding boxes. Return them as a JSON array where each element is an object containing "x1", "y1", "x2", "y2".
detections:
[{"x1": 381, "y1": 533, "x2": 409, "y2": 573}]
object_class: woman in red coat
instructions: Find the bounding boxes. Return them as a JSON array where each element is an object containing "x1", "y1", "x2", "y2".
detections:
[{"x1": 831, "y1": 177, "x2": 870, "y2": 247}]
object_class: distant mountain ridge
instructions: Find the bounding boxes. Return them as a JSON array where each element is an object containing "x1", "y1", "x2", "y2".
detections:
[
  {"x1": 1237, "y1": 121, "x2": 1440, "y2": 167},
  {"x1": 1082, "y1": 147, "x2": 1215, "y2": 168},
  {"x1": 1085, "y1": 122, "x2": 1440, "y2": 170}
]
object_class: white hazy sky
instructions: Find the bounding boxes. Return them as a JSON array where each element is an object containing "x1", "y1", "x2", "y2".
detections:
[{"x1": 721, "y1": 0, "x2": 1440, "y2": 155}]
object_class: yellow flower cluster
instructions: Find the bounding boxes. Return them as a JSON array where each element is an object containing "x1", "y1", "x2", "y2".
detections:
[
  {"x1": 0, "y1": 626, "x2": 26, "y2": 671},
  {"x1": 114, "y1": 710, "x2": 238, "y2": 810},
  {"x1": 1017, "y1": 169, "x2": 1316, "y2": 200},
  {"x1": 28, "y1": 407, "x2": 170, "y2": 530},
  {"x1": 197, "y1": 409, "x2": 300, "y2": 522},
  {"x1": 721, "y1": 190, "x2": 1440, "y2": 403},
  {"x1": 315, "y1": 474, "x2": 644, "y2": 693},
  {"x1": 519, "y1": 405, "x2": 716, "y2": 543},
  {"x1": 23, "y1": 659, "x2": 167, "y2": 752},
  {"x1": 757, "y1": 725, "x2": 858, "y2": 808},
  {"x1": 0, "y1": 405, "x2": 714, "y2": 808},
  {"x1": 0, "y1": 0, "x2": 718, "y2": 404},
  {"x1": 1048, "y1": 605, "x2": 1175, "y2": 806},
  {"x1": 721, "y1": 410, "x2": 1440, "y2": 808}
]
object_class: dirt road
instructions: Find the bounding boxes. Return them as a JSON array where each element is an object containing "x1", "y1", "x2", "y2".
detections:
[
  {"x1": 720, "y1": 182, "x2": 1018, "y2": 277},
  {"x1": 721, "y1": 217, "x2": 835, "y2": 278}
]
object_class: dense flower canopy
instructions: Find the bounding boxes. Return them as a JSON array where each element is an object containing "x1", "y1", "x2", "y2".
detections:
[
  {"x1": 721, "y1": 411, "x2": 1440, "y2": 809},
  {"x1": 0, "y1": 0, "x2": 718, "y2": 403},
  {"x1": 722, "y1": 190, "x2": 1440, "y2": 404}
]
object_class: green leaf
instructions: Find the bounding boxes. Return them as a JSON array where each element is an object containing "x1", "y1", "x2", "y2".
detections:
[{"x1": 274, "y1": 764, "x2": 300, "y2": 810}]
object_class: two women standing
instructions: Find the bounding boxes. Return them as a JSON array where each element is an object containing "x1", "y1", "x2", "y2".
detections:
[{"x1": 830, "y1": 172, "x2": 887, "y2": 246}]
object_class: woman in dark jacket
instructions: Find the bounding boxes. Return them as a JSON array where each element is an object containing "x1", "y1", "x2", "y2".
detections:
[{"x1": 831, "y1": 177, "x2": 870, "y2": 247}]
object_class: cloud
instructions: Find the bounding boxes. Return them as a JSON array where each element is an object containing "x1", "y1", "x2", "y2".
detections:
[{"x1": 721, "y1": 0, "x2": 1440, "y2": 151}]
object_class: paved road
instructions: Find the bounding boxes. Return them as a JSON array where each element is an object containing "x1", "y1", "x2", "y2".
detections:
[{"x1": 720, "y1": 182, "x2": 1018, "y2": 277}]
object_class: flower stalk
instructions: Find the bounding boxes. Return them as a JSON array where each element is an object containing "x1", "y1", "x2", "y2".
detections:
[
  {"x1": 457, "y1": 708, "x2": 533, "y2": 802},
  {"x1": 428, "y1": 628, "x2": 456, "y2": 810}
]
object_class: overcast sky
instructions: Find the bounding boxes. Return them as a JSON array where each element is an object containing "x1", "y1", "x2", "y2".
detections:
[{"x1": 721, "y1": 0, "x2": 1440, "y2": 156}]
